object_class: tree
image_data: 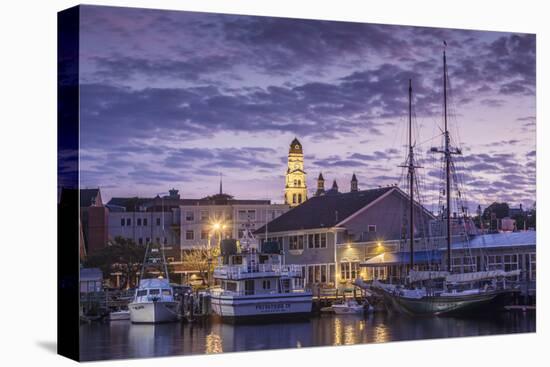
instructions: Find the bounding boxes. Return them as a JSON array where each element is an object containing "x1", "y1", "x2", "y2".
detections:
[
  {"x1": 182, "y1": 244, "x2": 220, "y2": 287},
  {"x1": 85, "y1": 236, "x2": 146, "y2": 289}
]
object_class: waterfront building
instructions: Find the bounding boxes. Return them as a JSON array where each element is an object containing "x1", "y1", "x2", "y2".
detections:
[
  {"x1": 80, "y1": 188, "x2": 109, "y2": 254},
  {"x1": 106, "y1": 189, "x2": 184, "y2": 261},
  {"x1": 255, "y1": 184, "x2": 435, "y2": 288},
  {"x1": 362, "y1": 231, "x2": 536, "y2": 298},
  {"x1": 284, "y1": 138, "x2": 308, "y2": 207},
  {"x1": 179, "y1": 188, "x2": 289, "y2": 249}
]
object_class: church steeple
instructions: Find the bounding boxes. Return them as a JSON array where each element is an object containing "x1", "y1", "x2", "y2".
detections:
[
  {"x1": 284, "y1": 137, "x2": 307, "y2": 207},
  {"x1": 332, "y1": 179, "x2": 338, "y2": 192},
  {"x1": 315, "y1": 172, "x2": 325, "y2": 196},
  {"x1": 351, "y1": 173, "x2": 358, "y2": 192}
]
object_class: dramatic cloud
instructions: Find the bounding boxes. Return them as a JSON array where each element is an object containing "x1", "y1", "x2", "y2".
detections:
[{"x1": 75, "y1": 5, "x2": 536, "y2": 209}]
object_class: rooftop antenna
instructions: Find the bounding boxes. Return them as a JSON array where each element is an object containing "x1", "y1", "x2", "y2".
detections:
[{"x1": 219, "y1": 172, "x2": 223, "y2": 195}]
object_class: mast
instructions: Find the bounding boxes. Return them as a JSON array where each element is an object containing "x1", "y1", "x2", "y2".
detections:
[
  {"x1": 431, "y1": 42, "x2": 460, "y2": 273},
  {"x1": 408, "y1": 79, "x2": 414, "y2": 270},
  {"x1": 443, "y1": 47, "x2": 452, "y2": 272}
]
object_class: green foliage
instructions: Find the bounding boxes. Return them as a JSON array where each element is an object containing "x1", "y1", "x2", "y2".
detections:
[{"x1": 85, "y1": 236, "x2": 146, "y2": 289}]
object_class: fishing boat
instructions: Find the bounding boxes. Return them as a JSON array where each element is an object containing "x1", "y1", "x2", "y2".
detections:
[
  {"x1": 129, "y1": 242, "x2": 178, "y2": 323},
  {"x1": 372, "y1": 44, "x2": 519, "y2": 316},
  {"x1": 210, "y1": 236, "x2": 312, "y2": 321}
]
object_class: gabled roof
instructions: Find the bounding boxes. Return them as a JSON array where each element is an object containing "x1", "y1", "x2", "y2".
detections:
[
  {"x1": 80, "y1": 188, "x2": 101, "y2": 207},
  {"x1": 255, "y1": 187, "x2": 395, "y2": 234}
]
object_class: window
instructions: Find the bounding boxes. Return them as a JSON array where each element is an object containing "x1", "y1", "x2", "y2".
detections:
[
  {"x1": 200, "y1": 211, "x2": 209, "y2": 222},
  {"x1": 368, "y1": 225, "x2": 377, "y2": 232},
  {"x1": 238, "y1": 210, "x2": 247, "y2": 220},
  {"x1": 247, "y1": 210, "x2": 256, "y2": 220},
  {"x1": 137, "y1": 290, "x2": 147, "y2": 297},
  {"x1": 149, "y1": 289, "x2": 160, "y2": 295},
  {"x1": 289, "y1": 235, "x2": 304, "y2": 250},
  {"x1": 201, "y1": 229, "x2": 209, "y2": 240},
  {"x1": 292, "y1": 194, "x2": 297, "y2": 204},
  {"x1": 307, "y1": 264, "x2": 328, "y2": 284},
  {"x1": 185, "y1": 230, "x2": 194, "y2": 240},
  {"x1": 143, "y1": 218, "x2": 148, "y2": 226},
  {"x1": 529, "y1": 253, "x2": 536, "y2": 281},
  {"x1": 145, "y1": 237, "x2": 150, "y2": 244},
  {"x1": 164, "y1": 237, "x2": 168, "y2": 245},
  {"x1": 121, "y1": 218, "x2": 125, "y2": 226},
  {"x1": 167, "y1": 257, "x2": 175, "y2": 263},
  {"x1": 320, "y1": 233, "x2": 327, "y2": 248},
  {"x1": 126, "y1": 218, "x2": 131, "y2": 226},
  {"x1": 138, "y1": 238, "x2": 143, "y2": 245},
  {"x1": 156, "y1": 217, "x2": 161, "y2": 226},
  {"x1": 262, "y1": 280, "x2": 271, "y2": 290},
  {"x1": 298, "y1": 194, "x2": 302, "y2": 203},
  {"x1": 137, "y1": 218, "x2": 142, "y2": 226},
  {"x1": 185, "y1": 211, "x2": 194, "y2": 221},
  {"x1": 162, "y1": 289, "x2": 172, "y2": 296},
  {"x1": 156, "y1": 237, "x2": 160, "y2": 244},
  {"x1": 340, "y1": 262, "x2": 360, "y2": 280}
]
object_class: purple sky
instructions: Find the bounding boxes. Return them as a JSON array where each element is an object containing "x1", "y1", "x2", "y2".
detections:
[{"x1": 77, "y1": 5, "x2": 536, "y2": 213}]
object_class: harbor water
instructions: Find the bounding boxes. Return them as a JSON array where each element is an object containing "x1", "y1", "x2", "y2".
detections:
[{"x1": 80, "y1": 311, "x2": 535, "y2": 361}]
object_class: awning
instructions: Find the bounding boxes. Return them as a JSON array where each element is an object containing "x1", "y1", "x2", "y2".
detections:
[{"x1": 360, "y1": 250, "x2": 441, "y2": 267}]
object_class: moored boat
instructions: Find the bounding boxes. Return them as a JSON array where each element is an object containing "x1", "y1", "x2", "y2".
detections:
[
  {"x1": 331, "y1": 299, "x2": 368, "y2": 315},
  {"x1": 210, "y1": 239, "x2": 312, "y2": 321},
  {"x1": 129, "y1": 278, "x2": 178, "y2": 323}
]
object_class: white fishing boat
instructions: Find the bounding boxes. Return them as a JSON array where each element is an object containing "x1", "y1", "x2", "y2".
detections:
[
  {"x1": 129, "y1": 278, "x2": 178, "y2": 323},
  {"x1": 129, "y1": 241, "x2": 178, "y2": 323},
  {"x1": 331, "y1": 299, "x2": 366, "y2": 315},
  {"x1": 210, "y1": 237, "x2": 312, "y2": 321}
]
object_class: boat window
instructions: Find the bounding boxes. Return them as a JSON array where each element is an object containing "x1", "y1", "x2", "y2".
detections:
[
  {"x1": 225, "y1": 282, "x2": 237, "y2": 292},
  {"x1": 149, "y1": 289, "x2": 160, "y2": 295},
  {"x1": 137, "y1": 290, "x2": 147, "y2": 297},
  {"x1": 233, "y1": 256, "x2": 242, "y2": 265},
  {"x1": 162, "y1": 289, "x2": 172, "y2": 296}
]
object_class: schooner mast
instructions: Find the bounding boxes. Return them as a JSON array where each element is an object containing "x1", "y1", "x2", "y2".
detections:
[
  {"x1": 431, "y1": 42, "x2": 461, "y2": 272},
  {"x1": 407, "y1": 79, "x2": 415, "y2": 270}
]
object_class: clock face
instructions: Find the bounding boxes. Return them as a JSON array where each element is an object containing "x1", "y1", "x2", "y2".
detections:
[{"x1": 295, "y1": 144, "x2": 300, "y2": 149}]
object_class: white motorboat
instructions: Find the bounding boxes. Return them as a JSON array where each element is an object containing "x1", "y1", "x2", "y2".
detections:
[
  {"x1": 210, "y1": 238, "x2": 312, "y2": 321},
  {"x1": 109, "y1": 309, "x2": 130, "y2": 321},
  {"x1": 129, "y1": 278, "x2": 178, "y2": 323},
  {"x1": 331, "y1": 299, "x2": 365, "y2": 315}
]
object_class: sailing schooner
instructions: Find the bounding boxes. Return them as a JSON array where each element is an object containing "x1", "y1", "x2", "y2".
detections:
[{"x1": 372, "y1": 43, "x2": 520, "y2": 316}]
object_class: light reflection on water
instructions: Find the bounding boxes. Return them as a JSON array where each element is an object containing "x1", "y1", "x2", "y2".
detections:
[{"x1": 80, "y1": 312, "x2": 535, "y2": 361}]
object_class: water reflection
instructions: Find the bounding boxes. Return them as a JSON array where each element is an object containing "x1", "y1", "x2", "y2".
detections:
[{"x1": 80, "y1": 312, "x2": 535, "y2": 361}]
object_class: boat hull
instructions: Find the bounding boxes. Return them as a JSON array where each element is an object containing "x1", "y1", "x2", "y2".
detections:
[
  {"x1": 210, "y1": 292, "x2": 312, "y2": 321},
  {"x1": 129, "y1": 301, "x2": 178, "y2": 323},
  {"x1": 378, "y1": 288, "x2": 517, "y2": 316},
  {"x1": 109, "y1": 311, "x2": 130, "y2": 321}
]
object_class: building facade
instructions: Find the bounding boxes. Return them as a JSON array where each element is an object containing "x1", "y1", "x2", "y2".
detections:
[
  {"x1": 284, "y1": 138, "x2": 307, "y2": 207},
  {"x1": 256, "y1": 183, "x2": 436, "y2": 289},
  {"x1": 106, "y1": 189, "x2": 183, "y2": 261},
  {"x1": 179, "y1": 192, "x2": 289, "y2": 249},
  {"x1": 80, "y1": 188, "x2": 109, "y2": 254}
]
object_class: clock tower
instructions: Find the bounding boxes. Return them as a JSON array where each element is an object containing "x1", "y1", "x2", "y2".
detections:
[{"x1": 284, "y1": 137, "x2": 308, "y2": 207}]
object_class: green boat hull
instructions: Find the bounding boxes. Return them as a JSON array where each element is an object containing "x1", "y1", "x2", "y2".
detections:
[{"x1": 379, "y1": 289, "x2": 518, "y2": 316}]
